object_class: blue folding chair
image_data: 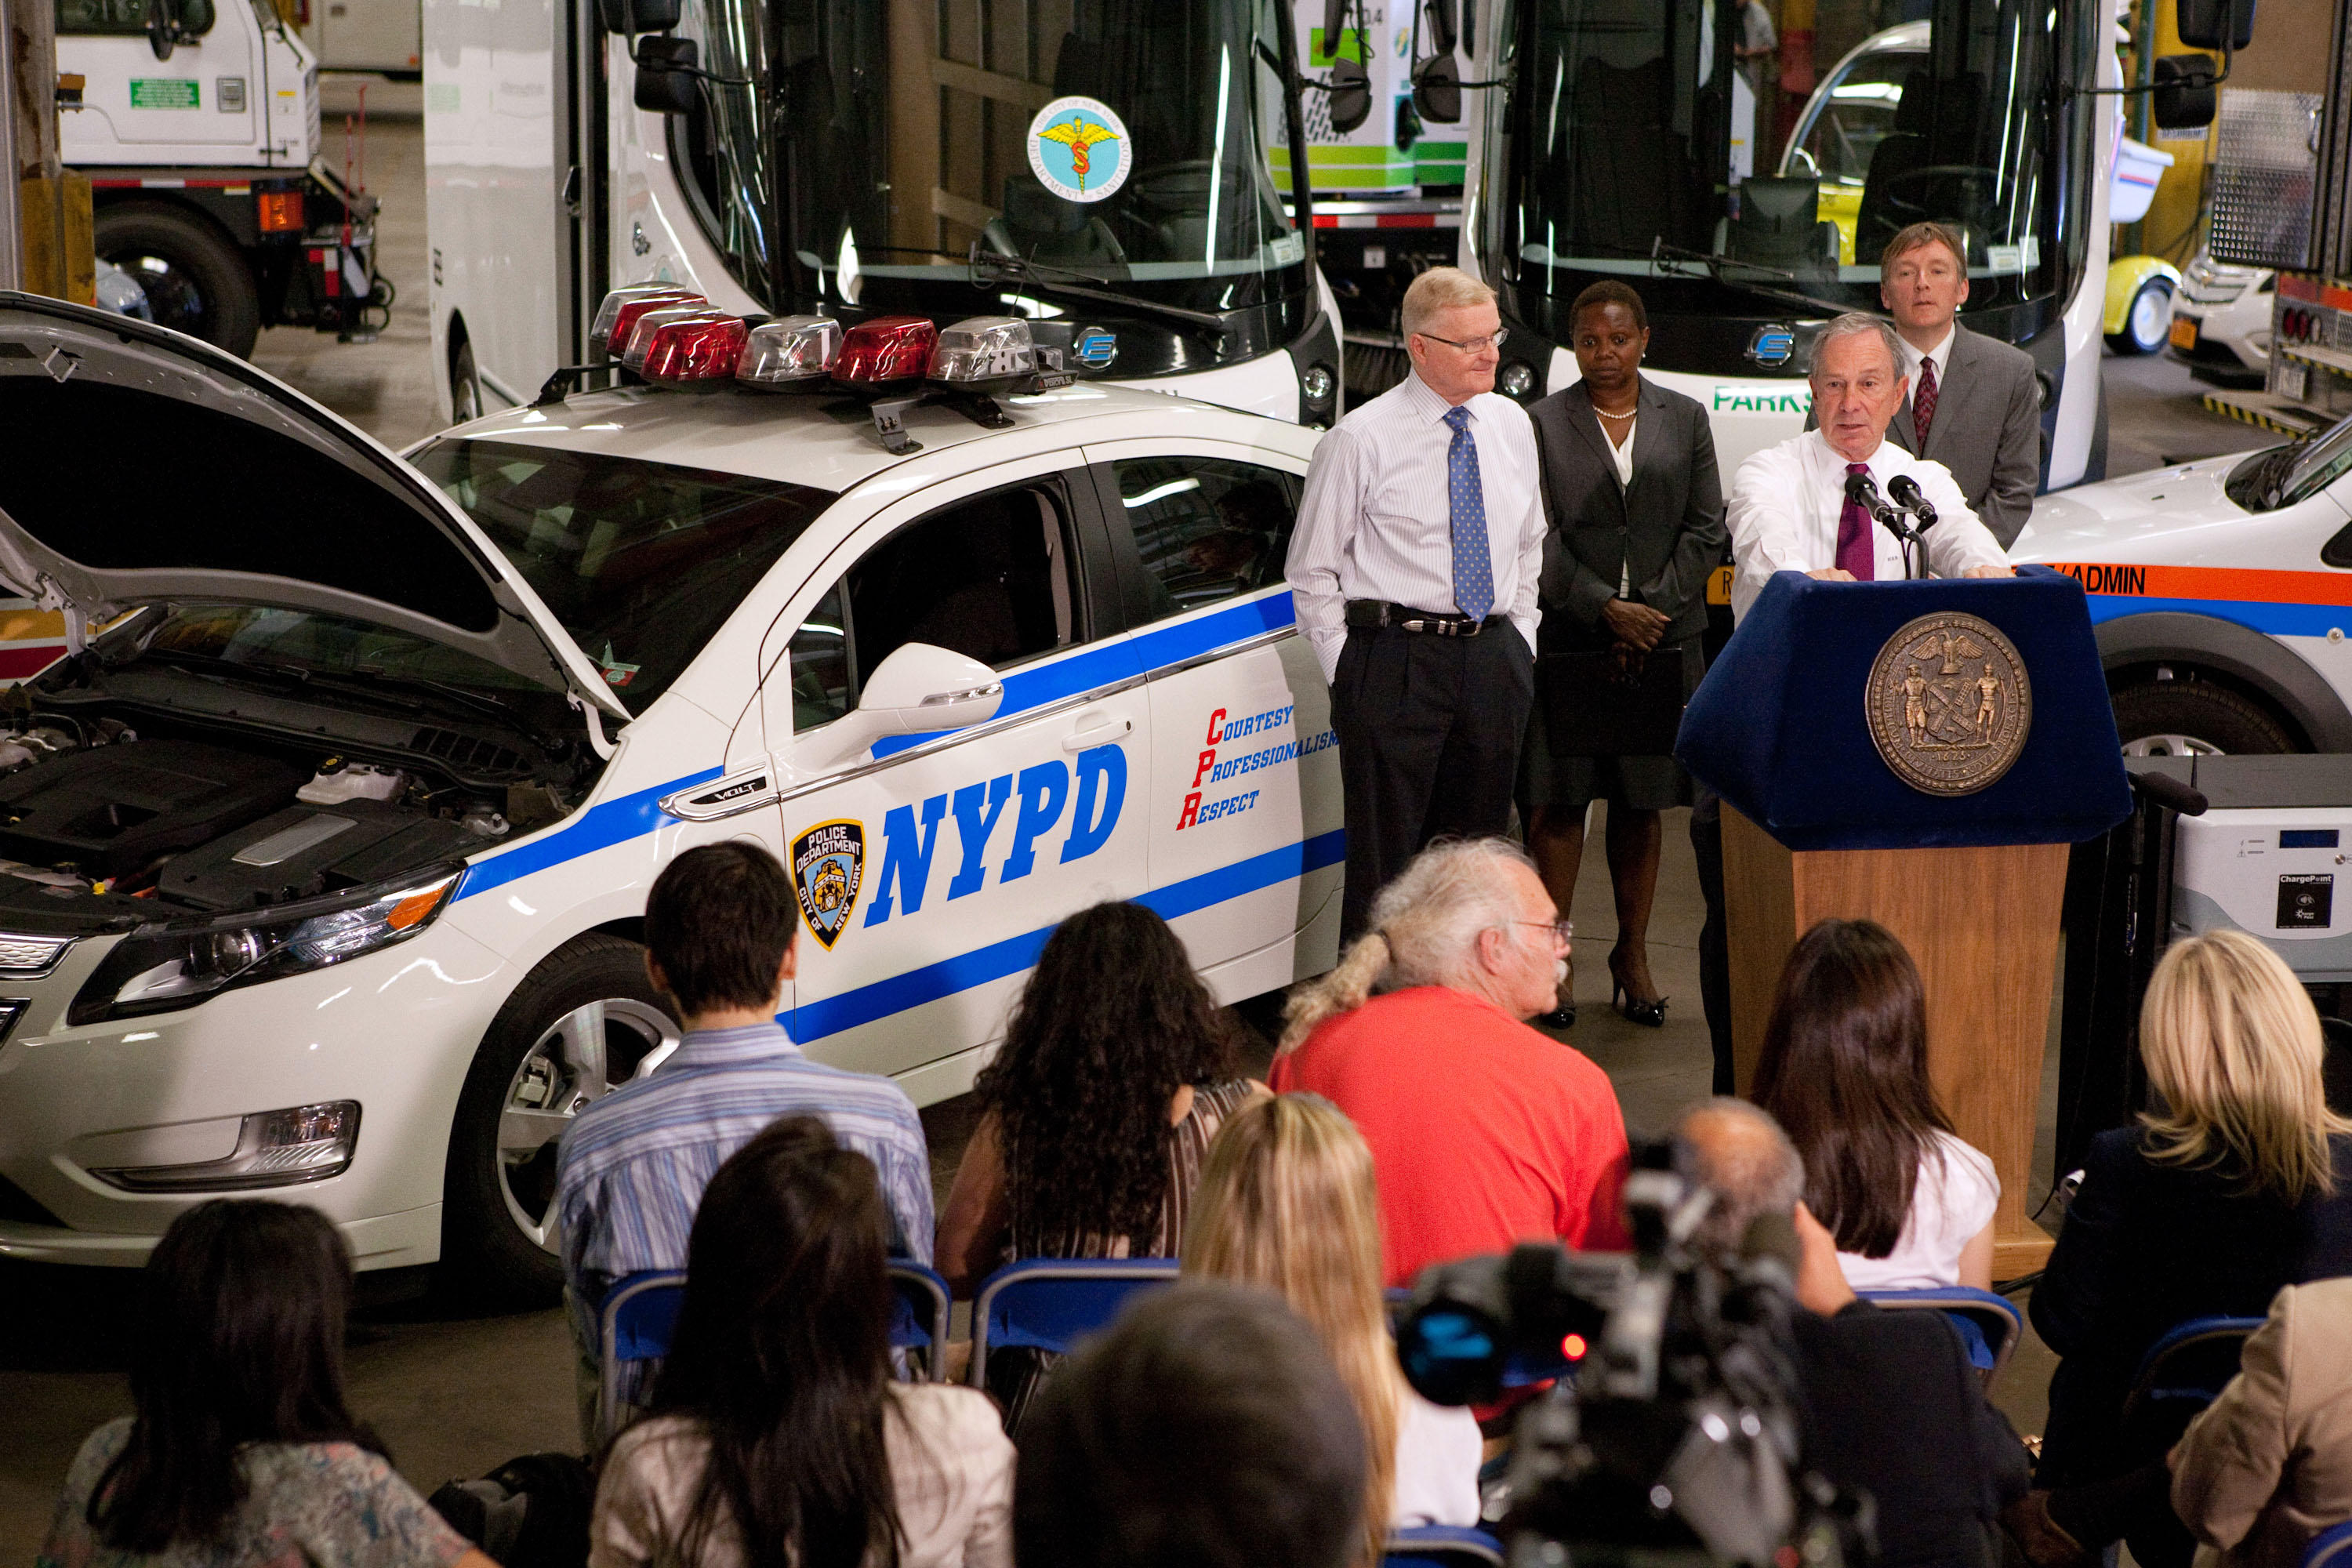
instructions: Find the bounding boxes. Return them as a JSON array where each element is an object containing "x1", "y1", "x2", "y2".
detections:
[
  {"x1": 888, "y1": 1261, "x2": 953, "y2": 1382},
  {"x1": 599, "y1": 1269, "x2": 689, "y2": 1443},
  {"x1": 1859, "y1": 1287, "x2": 2025, "y2": 1382},
  {"x1": 965, "y1": 1258, "x2": 1180, "y2": 1392},
  {"x1": 2120, "y1": 1315, "x2": 2267, "y2": 1452},
  {"x1": 1382, "y1": 1525, "x2": 1507, "y2": 1566},
  {"x1": 2301, "y1": 1517, "x2": 2352, "y2": 1568}
]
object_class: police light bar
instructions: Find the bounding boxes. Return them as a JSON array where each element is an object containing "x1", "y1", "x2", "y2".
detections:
[
  {"x1": 620, "y1": 305, "x2": 727, "y2": 374},
  {"x1": 833, "y1": 316, "x2": 938, "y2": 390},
  {"x1": 641, "y1": 316, "x2": 750, "y2": 384},
  {"x1": 927, "y1": 316, "x2": 1036, "y2": 390},
  {"x1": 737, "y1": 315, "x2": 843, "y2": 388},
  {"x1": 601, "y1": 289, "x2": 706, "y2": 358}
]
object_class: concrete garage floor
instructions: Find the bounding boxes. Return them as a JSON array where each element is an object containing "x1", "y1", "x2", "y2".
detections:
[{"x1": 0, "y1": 108, "x2": 2285, "y2": 1549}]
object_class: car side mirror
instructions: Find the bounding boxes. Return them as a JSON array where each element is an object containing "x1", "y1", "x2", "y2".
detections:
[
  {"x1": 1412, "y1": 53, "x2": 1462, "y2": 124},
  {"x1": 633, "y1": 34, "x2": 699, "y2": 114},
  {"x1": 803, "y1": 642, "x2": 1004, "y2": 766},
  {"x1": 2152, "y1": 54, "x2": 2218, "y2": 129}
]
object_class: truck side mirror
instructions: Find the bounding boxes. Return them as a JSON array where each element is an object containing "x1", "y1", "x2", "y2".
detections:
[
  {"x1": 144, "y1": 0, "x2": 215, "y2": 58},
  {"x1": 1425, "y1": 0, "x2": 1458, "y2": 54},
  {"x1": 1413, "y1": 53, "x2": 1462, "y2": 124},
  {"x1": 179, "y1": 0, "x2": 214, "y2": 35},
  {"x1": 2152, "y1": 54, "x2": 2218, "y2": 129},
  {"x1": 634, "y1": 35, "x2": 699, "y2": 114},
  {"x1": 598, "y1": 0, "x2": 679, "y2": 32},
  {"x1": 2176, "y1": 0, "x2": 2255, "y2": 50},
  {"x1": 1327, "y1": 55, "x2": 1371, "y2": 134}
]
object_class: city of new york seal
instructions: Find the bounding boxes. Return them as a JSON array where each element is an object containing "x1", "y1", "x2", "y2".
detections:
[{"x1": 1865, "y1": 612, "x2": 2031, "y2": 797}]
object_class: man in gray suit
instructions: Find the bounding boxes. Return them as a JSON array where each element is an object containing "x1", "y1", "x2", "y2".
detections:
[{"x1": 1880, "y1": 220, "x2": 2042, "y2": 548}]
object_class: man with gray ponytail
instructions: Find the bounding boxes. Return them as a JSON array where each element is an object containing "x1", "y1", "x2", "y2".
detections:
[{"x1": 1269, "y1": 838, "x2": 1630, "y2": 1287}]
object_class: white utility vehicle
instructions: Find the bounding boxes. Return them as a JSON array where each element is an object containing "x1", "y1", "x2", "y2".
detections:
[
  {"x1": 56, "y1": 0, "x2": 386, "y2": 357},
  {"x1": 2013, "y1": 418, "x2": 2352, "y2": 755},
  {"x1": 0, "y1": 292, "x2": 1341, "y2": 1296}
]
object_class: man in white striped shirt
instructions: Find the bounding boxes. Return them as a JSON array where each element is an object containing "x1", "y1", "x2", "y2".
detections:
[{"x1": 1285, "y1": 267, "x2": 1547, "y2": 938}]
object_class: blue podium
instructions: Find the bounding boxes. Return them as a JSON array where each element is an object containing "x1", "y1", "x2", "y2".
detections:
[{"x1": 1677, "y1": 568, "x2": 2130, "y2": 1273}]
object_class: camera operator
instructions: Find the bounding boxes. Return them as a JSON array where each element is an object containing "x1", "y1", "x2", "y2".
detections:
[{"x1": 1677, "y1": 1099, "x2": 2031, "y2": 1568}]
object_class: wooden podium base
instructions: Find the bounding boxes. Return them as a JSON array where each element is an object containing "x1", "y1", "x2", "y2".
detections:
[{"x1": 1722, "y1": 806, "x2": 2065, "y2": 1276}]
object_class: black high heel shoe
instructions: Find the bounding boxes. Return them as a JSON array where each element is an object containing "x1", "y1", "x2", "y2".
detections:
[{"x1": 1610, "y1": 981, "x2": 1668, "y2": 1028}]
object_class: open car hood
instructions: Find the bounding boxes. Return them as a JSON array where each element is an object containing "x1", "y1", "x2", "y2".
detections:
[{"x1": 0, "y1": 294, "x2": 632, "y2": 723}]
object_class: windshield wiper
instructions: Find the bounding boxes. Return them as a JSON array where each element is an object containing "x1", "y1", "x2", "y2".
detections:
[
  {"x1": 1649, "y1": 240, "x2": 1857, "y2": 321},
  {"x1": 967, "y1": 245, "x2": 1232, "y2": 334}
]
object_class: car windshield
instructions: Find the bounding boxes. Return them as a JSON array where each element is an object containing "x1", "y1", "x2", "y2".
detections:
[
  {"x1": 1487, "y1": 0, "x2": 2096, "y2": 324},
  {"x1": 670, "y1": 0, "x2": 1308, "y2": 320},
  {"x1": 408, "y1": 440, "x2": 836, "y2": 715},
  {"x1": 2226, "y1": 415, "x2": 2352, "y2": 514}
]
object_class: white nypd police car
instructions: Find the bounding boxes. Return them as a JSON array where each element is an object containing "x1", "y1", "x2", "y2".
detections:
[{"x1": 0, "y1": 292, "x2": 1341, "y2": 1294}]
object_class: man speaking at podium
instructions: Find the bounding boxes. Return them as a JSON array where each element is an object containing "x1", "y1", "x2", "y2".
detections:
[
  {"x1": 1726, "y1": 312, "x2": 2013, "y2": 621},
  {"x1": 1688, "y1": 312, "x2": 2012, "y2": 1091}
]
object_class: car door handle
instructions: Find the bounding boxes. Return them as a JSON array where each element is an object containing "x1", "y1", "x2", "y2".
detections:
[{"x1": 1063, "y1": 714, "x2": 1133, "y2": 751}]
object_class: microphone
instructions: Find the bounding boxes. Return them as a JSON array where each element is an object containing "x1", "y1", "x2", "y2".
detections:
[
  {"x1": 1844, "y1": 470, "x2": 1908, "y2": 543},
  {"x1": 1886, "y1": 473, "x2": 1940, "y2": 532}
]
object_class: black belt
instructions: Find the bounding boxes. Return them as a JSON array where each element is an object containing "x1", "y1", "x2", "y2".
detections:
[{"x1": 1345, "y1": 600, "x2": 1505, "y2": 637}]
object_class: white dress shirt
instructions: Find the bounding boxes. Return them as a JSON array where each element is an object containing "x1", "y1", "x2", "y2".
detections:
[
  {"x1": 1286, "y1": 370, "x2": 1545, "y2": 683},
  {"x1": 1723, "y1": 429, "x2": 2007, "y2": 622}
]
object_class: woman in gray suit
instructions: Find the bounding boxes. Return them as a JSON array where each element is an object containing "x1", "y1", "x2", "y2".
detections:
[{"x1": 1520, "y1": 281, "x2": 1726, "y2": 1028}]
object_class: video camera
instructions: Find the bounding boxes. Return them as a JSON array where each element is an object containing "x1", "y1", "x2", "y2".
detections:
[{"x1": 1393, "y1": 1145, "x2": 1870, "y2": 1566}]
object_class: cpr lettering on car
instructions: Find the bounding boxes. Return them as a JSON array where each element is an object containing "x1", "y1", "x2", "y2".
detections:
[
  {"x1": 1175, "y1": 703, "x2": 1334, "y2": 829},
  {"x1": 861, "y1": 745, "x2": 1129, "y2": 927}
]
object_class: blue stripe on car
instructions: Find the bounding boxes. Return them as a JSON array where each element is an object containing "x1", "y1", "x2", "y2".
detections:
[
  {"x1": 455, "y1": 590, "x2": 1303, "y2": 902},
  {"x1": 788, "y1": 828, "x2": 1346, "y2": 1041},
  {"x1": 2084, "y1": 597, "x2": 2350, "y2": 639}
]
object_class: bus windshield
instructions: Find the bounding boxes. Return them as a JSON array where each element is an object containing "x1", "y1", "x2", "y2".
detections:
[
  {"x1": 1487, "y1": 0, "x2": 2096, "y2": 342},
  {"x1": 674, "y1": 0, "x2": 1311, "y2": 347}
]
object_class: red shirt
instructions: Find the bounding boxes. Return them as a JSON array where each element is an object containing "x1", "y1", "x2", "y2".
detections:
[{"x1": 1270, "y1": 985, "x2": 1632, "y2": 1287}]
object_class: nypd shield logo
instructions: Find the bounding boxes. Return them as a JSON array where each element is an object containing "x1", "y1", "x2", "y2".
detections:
[{"x1": 792, "y1": 821, "x2": 865, "y2": 950}]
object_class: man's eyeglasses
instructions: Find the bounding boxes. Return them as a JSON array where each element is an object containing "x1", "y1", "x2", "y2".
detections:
[
  {"x1": 1510, "y1": 918, "x2": 1573, "y2": 946},
  {"x1": 1416, "y1": 328, "x2": 1510, "y2": 354}
]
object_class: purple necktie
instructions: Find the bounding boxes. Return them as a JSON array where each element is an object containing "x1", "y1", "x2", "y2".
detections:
[
  {"x1": 1836, "y1": 462, "x2": 1877, "y2": 580},
  {"x1": 1914, "y1": 356, "x2": 1939, "y2": 449}
]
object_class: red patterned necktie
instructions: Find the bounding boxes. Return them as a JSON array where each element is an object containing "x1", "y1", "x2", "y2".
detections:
[
  {"x1": 1836, "y1": 462, "x2": 1876, "y2": 580},
  {"x1": 1914, "y1": 356, "x2": 1939, "y2": 449}
]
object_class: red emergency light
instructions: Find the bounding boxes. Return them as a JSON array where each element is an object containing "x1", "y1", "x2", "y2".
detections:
[
  {"x1": 640, "y1": 315, "x2": 750, "y2": 384},
  {"x1": 597, "y1": 289, "x2": 705, "y2": 357},
  {"x1": 832, "y1": 316, "x2": 938, "y2": 390}
]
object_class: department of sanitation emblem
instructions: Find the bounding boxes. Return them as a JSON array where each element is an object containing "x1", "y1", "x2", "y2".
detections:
[
  {"x1": 792, "y1": 820, "x2": 866, "y2": 950},
  {"x1": 1027, "y1": 96, "x2": 1131, "y2": 203},
  {"x1": 1865, "y1": 612, "x2": 2032, "y2": 797}
]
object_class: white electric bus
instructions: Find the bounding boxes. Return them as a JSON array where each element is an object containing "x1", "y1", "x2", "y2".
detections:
[{"x1": 424, "y1": 0, "x2": 1346, "y2": 429}]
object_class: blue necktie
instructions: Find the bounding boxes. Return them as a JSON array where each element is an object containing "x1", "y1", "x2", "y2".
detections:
[{"x1": 1443, "y1": 405, "x2": 1494, "y2": 622}]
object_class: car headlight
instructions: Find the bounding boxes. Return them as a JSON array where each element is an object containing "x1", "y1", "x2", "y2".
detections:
[{"x1": 69, "y1": 867, "x2": 462, "y2": 1026}]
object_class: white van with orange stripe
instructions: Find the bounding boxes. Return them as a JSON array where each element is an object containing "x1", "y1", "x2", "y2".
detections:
[{"x1": 2010, "y1": 423, "x2": 2352, "y2": 755}]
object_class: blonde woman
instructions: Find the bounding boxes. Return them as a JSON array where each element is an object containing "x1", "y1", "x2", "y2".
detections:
[
  {"x1": 1182, "y1": 1094, "x2": 1482, "y2": 1562},
  {"x1": 2013, "y1": 931, "x2": 2352, "y2": 1568}
]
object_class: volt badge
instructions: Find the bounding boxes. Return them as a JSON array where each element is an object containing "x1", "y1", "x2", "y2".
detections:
[
  {"x1": 792, "y1": 820, "x2": 866, "y2": 950},
  {"x1": 1746, "y1": 325, "x2": 1796, "y2": 368},
  {"x1": 1073, "y1": 325, "x2": 1118, "y2": 370}
]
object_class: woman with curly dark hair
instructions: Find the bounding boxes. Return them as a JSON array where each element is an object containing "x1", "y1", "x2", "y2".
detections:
[{"x1": 937, "y1": 901, "x2": 1263, "y2": 1414}]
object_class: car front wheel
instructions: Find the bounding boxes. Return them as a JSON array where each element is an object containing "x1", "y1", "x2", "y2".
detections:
[
  {"x1": 2113, "y1": 677, "x2": 2296, "y2": 756},
  {"x1": 2108, "y1": 278, "x2": 2175, "y2": 356},
  {"x1": 442, "y1": 933, "x2": 680, "y2": 1301}
]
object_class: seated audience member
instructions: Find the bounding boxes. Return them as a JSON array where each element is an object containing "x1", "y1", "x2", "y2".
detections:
[
  {"x1": 1674, "y1": 1098, "x2": 2031, "y2": 1568},
  {"x1": 41, "y1": 1200, "x2": 491, "y2": 1568},
  {"x1": 2020, "y1": 931, "x2": 2352, "y2": 1568},
  {"x1": 555, "y1": 843, "x2": 933, "y2": 1442},
  {"x1": 1751, "y1": 919, "x2": 1998, "y2": 1291},
  {"x1": 1183, "y1": 1093, "x2": 1483, "y2": 1554},
  {"x1": 938, "y1": 900, "x2": 1261, "y2": 1414},
  {"x1": 2171, "y1": 1277, "x2": 2352, "y2": 1568},
  {"x1": 1271, "y1": 837, "x2": 1630, "y2": 1285},
  {"x1": 1014, "y1": 1281, "x2": 1367, "y2": 1568},
  {"x1": 592, "y1": 1116, "x2": 1011, "y2": 1568}
]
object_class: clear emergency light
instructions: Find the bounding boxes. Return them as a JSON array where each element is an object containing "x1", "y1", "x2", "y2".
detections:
[
  {"x1": 737, "y1": 316, "x2": 843, "y2": 388},
  {"x1": 927, "y1": 316, "x2": 1036, "y2": 390}
]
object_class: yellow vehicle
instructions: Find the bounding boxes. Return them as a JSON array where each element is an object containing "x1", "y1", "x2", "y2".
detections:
[{"x1": 2107, "y1": 254, "x2": 2185, "y2": 355}]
